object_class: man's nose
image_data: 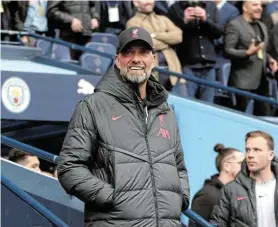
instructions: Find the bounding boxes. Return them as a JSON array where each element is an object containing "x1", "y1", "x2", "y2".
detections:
[{"x1": 131, "y1": 53, "x2": 142, "y2": 63}]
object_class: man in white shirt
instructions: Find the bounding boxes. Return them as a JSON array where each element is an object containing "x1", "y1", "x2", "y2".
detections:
[{"x1": 211, "y1": 130, "x2": 278, "y2": 227}]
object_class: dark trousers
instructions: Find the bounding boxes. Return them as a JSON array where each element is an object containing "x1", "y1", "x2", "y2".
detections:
[{"x1": 235, "y1": 77, "x2": 274, "y2": 116}]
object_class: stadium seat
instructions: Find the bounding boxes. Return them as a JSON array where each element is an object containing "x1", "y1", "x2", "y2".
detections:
[
  {"x1": 35, "y1": 39, "x2": 53, "y2": 57},
  {"x1": 218, "y1": 62, "x2": 231, "y2": 86},
  {"x1": 85, "y1": 42, "x2": 116, "y2": 56},
  {"x1": 52, "y1": 44, "x2": 71, "y2": 62},
  {"x1": 91, "y1": 32, "x2": 118, "y2": 46},
  {"x1": 80, "y1": 53, "x2": 112, "y2": 76}
]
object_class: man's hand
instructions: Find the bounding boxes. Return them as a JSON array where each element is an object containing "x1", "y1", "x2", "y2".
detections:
[
  {"x1": 91, "y1": 18, "x2": 99, "y2": 30},
  {"x1": 246, "y1": 39, "x2": 264, "y2": 56},
  {"x1": 269, "y1": 57, "x2": 278, "y2": 73},
  {"x1": 71, "y1": 18, "x2": 83, "y2": 32},
  {"x1": 21, "y1": 36, "x2": 29, "y2": 44},
  {"x1": 194, "y1": 6, "x2": 207, "y2": 22},
  {"x1": 184, "y1": 7, "x2": 196, "y2": 24}
]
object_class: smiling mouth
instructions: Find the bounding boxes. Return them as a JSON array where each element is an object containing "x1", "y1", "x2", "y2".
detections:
[{"x1": 129, "y1": 66, "x2": 144, "y2": 70}]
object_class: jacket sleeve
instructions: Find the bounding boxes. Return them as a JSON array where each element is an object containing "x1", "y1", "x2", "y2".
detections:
[
  {"x1": 57, "y1": 100, "x2": 114, "y2": 207},
  {"x1": 210, "y1": 186, "x2": 231, "y2": 226},
  {"x1": 224, "y1": 21, "x2": 250, "y2": 60},
  {"x1": 175, "y1": 129, "x2": 190, "y2": 211},
  {"x1": 47, "y1": 1, "x2": 74, "y2": 26},
  {"x1": 89, "y1": 1, "x2": 99, "y2": 20},
  {"x1": 154, "y1": 16, "x2": 183, "y2": 45}
]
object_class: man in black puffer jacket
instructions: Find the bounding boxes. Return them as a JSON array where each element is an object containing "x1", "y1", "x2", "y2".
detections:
[
  {"x1": 211, "y1": 131, "x2": 278, "y2": 227},
  {"x1": 58, "y1": 26, "x2": 190, "y2": 227}
]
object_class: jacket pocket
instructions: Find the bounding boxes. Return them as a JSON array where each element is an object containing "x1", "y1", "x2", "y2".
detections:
[{"x1": 231, "y1": 217, "x2": 251, "y2": 227}]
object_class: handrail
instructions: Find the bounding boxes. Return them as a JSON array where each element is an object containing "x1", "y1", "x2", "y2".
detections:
[
  {"x1": 1, "y1": 175, "x2": 68, "y2": 227},
  {"x1": 0, "y1": 30, "x2": 113, "y2": 59},
  {"x1": 1, "y1": 135, "x2": 60, "y2": 164},
  {"x1": 1, "y1": 30, "x2": 277, "y2": 107},
  {"x1": 183, "y1": 209, "x2": 213, "y2": 227},
  {"x1": 154, "y1": 67, "x2": 278, "y2": 107}
]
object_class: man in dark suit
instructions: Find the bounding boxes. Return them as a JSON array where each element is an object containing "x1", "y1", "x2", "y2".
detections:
[{"x1": 224, "y1": 0, "x2": 277, "y2": 115}]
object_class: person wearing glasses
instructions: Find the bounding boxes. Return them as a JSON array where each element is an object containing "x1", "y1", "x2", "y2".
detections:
[{"x1": 189, "y1": 143, "x2": 244, "y2": 226}]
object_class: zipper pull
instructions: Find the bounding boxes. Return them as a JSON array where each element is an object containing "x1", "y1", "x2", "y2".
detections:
[{"x1": 145, "y1": 106, "x2": 148, "y2": 124}]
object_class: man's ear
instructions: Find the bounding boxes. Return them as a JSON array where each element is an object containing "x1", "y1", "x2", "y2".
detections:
[
  {"x1": 115, "y1": 55, "x2": 120, "y2": 68},
  {"x1": 269, "y1": 150, "x2": 275, "y2": 161},
  {"x1": 152, "y1": 54, "x2": 156, "y2": 66}
]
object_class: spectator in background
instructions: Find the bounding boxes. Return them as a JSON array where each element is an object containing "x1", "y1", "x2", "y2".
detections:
[
  {"x1": 268, "y1": 23, "x2": 278, "y2": 78},
  {"x1": 47, "y1": 1, "x2": 99, "y2": 60},
  {"x1": 167, "y1": 1, "x2": 222, "y2": 103},
  {"x1": 0, "y1": 0, "x2": 12, "y2": 41},
  {"x1": 10, "y1": 0, "x2": 48, "y2": 46},
  {"x1": 8, "y1": 148, "x2": 41, "y2": 173},
  {"x1": 95, "y1": 1, "x2": 133, "y2": 35},
  {"x1": 127, "y1": 0, "x2": 186, "y2": 94},
  {"x1": 224, "y1": 0, "x2": 277, "y2": 115},
  {"x1": 189, "y1": 143, "x2": 244, "y2": 226},
  {"x1": 211, "y1": 131, "x2": 278, "y2": 227},
  {"x1": 213, "y1": 0, "x2": 239, "y2": 57}
]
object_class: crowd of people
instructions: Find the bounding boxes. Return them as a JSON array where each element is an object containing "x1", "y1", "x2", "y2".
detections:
[{"x1": 1, "y1": 0, "x2": 278, "y2": 115}]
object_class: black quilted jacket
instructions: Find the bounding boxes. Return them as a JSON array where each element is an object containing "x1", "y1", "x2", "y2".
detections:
[
  {"x1": 211, "y1": 157, "x2": 278, "y2": 227},
  {"x1": 58, "y1": 67, "x2": 190, "y2": 227}
]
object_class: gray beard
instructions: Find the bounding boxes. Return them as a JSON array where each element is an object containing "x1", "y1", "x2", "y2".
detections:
[{"x1": 120, "y1": 68, "x2": 151, "y2": 84}]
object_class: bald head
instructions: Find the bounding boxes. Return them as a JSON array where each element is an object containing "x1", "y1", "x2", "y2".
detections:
[{"x1": 242, "y1": 0, "x2": 263, "y2": 21}]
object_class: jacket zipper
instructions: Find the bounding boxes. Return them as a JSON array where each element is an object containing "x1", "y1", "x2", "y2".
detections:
[{"x1": 143, "y1": 106, "x2": 159, "y2": 227}]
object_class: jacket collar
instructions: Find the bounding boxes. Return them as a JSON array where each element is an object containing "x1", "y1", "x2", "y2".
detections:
[{"x1": 95, "y1": 66, "x2": 168, "y2": 109}]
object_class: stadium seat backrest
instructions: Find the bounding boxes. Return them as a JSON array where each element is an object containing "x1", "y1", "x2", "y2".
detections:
[
  {"x1": 85, "y1": 42, "x2": 116, "y2": 56},
  {"x1": 91, "y1": 32, "x2": 118, "y2": 46},
  {"x1": 80, "y1": 53, "x2": 112, "y2": 76}
]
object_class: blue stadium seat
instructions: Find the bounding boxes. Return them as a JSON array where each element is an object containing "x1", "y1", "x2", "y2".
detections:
[
  {"x1": 52, "y1": 44, "x2": 71, "y2": 62},
  {"x1": 80, "y1": 53, "x2": 112, "y2": 76},
  {"x1": 91, "y1": 32, "x2": 118, "y2": 46},
  {"x1": 218, "y1": 62, "x2": 231, "y2": 86},
  {"x1": 85, "y1": 42, "x2": 116, "y2": 56},
  {"x1": 35, "y1": 39, "x2": 53, "y2": 57}
]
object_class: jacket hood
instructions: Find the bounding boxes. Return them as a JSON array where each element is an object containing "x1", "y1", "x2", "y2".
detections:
[
  {"x1": 95, "y1": 66, "x2": 168, "y2": 108},
  {"x1": 236, "y1": 156, "x2": 278, "y2": 189},
  {"x1": 204, "y1": 174, "x2": 224, "y2": 189}
]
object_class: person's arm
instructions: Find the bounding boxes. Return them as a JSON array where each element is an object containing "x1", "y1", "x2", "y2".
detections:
[
  {"x1": 224, "y1": 21, "x2": 250, "y2": 59},
  {"x1": 89, "y1": 1, "x2": 99, "y2": 21},
  {"x1": 153, "y1": 16, "x2": 183, "y2": 46},
  {"x1": 175, "y1": 129, "x2": 190, "y2": 211},
  {"x1": 47, "y1": 1, "x2": 74, "y2": 26},
  {"x1": 57, "y1": 100, "x2": 114, "y2": 207},
  {"x1": 210, "y1": 187, "x2": 231, "y2": 226}
]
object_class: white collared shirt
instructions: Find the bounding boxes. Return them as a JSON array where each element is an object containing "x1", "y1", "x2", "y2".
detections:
[{"x1": 217, "y1": 0, "x2": 227, "y2": 10}]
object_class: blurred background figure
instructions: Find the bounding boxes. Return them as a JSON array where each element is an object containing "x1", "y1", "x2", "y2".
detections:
[
  {"x1": 128, "y1": 0, "x2": 186, "y2": 94},
  {"x1": 189, "y1": 143, "x2": 244, "y2": 226},
  {"x1": 167, "y1": 1, "x2": 222, "y2": 103},
  {"x1": 10, "y1": 0, "x2": 48, "y2": 46},
  {"x1": 95, "y1": 1, "x2": 133, "y2": 35},
  {"x1": 47, "y1": 1, "x2": 99, "y2": 60},
  {"x1": 8, "y1": 148, "x2": 42, "y2": 173}
]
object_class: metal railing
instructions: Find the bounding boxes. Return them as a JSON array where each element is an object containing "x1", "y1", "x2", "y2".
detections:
[
  {"x1": 1, "y1": 135, "x2": 59, "y2": 164},
  {"x1": 1, "y1": 175, "x2": 68, "y2": 227},
  {"x1": 1, "y1": 29, "x2": 277, "y2": 108},
  {"x1": 1, "y1": 135, "x2": 213, "y2": 226}
]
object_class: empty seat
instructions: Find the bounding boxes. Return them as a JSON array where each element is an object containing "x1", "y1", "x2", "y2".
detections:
[
  {"x1": 80, "y1": 53, "x2": 112, "y2": 76},
  {"x1": 35, "y1": 39, "x2": 53, "y2": 57},
  {"x1": 52, "y1": 44, "x2": 71, "y2": 62},
  {"x1": 91, "y1": 33, "x2": 118, "y2": 46},
  {"x1": 85, "y1": 42, "x2": 116, "y2": 56}
]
